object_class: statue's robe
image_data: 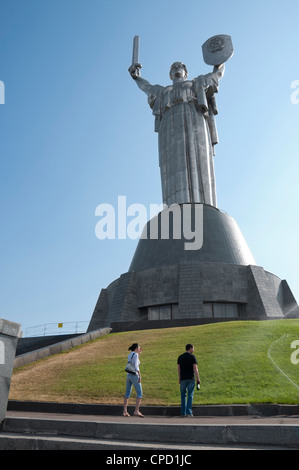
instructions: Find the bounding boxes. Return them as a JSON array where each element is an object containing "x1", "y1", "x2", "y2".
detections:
[{"x1": 138, "y1": 72, "x2": 220, "y2": 207}]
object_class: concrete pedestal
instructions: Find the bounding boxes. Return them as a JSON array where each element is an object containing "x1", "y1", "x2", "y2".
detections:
[
  {"x1": 88, "y1": 204, "x2": 299, "y2": 332},
  {"x1": 0, "y1": 319, "x2": 22, "y2": 423}
]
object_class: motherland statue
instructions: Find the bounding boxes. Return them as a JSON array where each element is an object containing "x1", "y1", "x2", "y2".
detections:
[
  {"x1": 129, "y1": 35, "x2": 234, "y2": 208},
  {"x1": 88, "y1": 33, "x2": 299, "y2": 334}
]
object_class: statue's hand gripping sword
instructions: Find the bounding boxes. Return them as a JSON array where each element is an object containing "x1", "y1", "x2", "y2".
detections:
[{"x1": 129, "y1": 35, "x2": 142, "y2": 79}]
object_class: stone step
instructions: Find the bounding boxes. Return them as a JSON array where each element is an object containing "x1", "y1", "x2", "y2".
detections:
[
  {"x1": 0, "y1": 432, "x2": 212, "y2": 450},
  {"x1": 1, "y1": 416, "x2": 299, "y2": 449},
  {"x1": 0, "y1": 432, "x2": 290, "y2": 451}
]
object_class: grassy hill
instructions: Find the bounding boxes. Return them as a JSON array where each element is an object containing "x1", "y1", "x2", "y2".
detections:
[{"x1": 10, "y1": 319, "x2": 299, "y2": 405}]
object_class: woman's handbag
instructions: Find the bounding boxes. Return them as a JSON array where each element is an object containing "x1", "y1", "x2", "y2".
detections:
[{"x1": 125, "y1": 352, "x2": 137, "y2": 374}]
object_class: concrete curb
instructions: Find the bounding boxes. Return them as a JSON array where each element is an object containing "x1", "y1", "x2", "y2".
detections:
[
  {"x1": 7, "y1": 400, "x2": 299, "y2": 417},
  {"x1": 14, "y1": 327, "x2": 112, "y2": 368}
]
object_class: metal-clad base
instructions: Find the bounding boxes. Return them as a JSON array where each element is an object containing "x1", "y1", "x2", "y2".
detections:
[
  {"x1": 129, "y1": 204, "x2": 256, "y2": 270},
  {"x1": 88, "y1": 204, "x2": 299, "y2": 331}
]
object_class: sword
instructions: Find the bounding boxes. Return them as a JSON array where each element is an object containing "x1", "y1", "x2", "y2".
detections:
[
  {"x1": 130, "y1": 35, "x2": 142, "y2": 79},
  {"x1": 132, "y1": 35, "x2": 139, "y2": 65}
]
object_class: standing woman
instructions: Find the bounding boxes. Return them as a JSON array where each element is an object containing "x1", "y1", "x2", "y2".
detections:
[{"x1": 123, "y1": 343, "x2": 144, "y2": 417}]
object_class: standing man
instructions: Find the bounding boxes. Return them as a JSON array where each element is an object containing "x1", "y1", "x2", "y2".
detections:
[{"x1": 177, "y1": 344, "x2": 201, "y2": 417}]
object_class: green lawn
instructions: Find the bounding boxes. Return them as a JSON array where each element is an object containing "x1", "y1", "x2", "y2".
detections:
[{"x1": 11, "y1": 320, "x2": 299, "y2": 405}]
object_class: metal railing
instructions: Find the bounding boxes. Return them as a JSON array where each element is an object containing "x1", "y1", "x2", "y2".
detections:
[{"x1": 24, "y1": 321, "x2": 89, "y2": 338}]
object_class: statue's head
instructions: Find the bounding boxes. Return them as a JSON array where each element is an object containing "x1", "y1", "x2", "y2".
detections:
[{"x1": 169, "y1": 62, "x2": 188, "y2": 81}]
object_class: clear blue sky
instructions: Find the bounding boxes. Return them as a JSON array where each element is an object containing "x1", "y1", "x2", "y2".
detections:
[{"x1": 0, "y1": 0, "x2": 298, "y2": 335}]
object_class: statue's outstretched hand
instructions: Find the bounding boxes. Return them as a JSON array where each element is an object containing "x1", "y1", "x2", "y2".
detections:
[
  {"x1": 212, "y1": 63, "x2": 225, "y2": 79},
  {"x1": 129, "y1": 63, "x2": 142, "y2": 79}
]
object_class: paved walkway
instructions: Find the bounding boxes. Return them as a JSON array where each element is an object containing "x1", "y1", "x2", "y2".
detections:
[{"x1": 5, "y1": 409, "x2": 299, "y2": 425}]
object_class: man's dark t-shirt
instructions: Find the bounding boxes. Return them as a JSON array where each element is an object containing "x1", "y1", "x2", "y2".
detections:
[{"x1": 177, "y1": 352, "x2": 197, "y2": 380}]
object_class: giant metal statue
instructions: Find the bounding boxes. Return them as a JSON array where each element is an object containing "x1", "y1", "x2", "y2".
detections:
[{"x1": 129, "y1": 35, "x2": 233, "y2": 208}]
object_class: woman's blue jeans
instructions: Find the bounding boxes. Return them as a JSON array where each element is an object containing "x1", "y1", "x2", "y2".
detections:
[
  {"x1": 125, "y1": 373, "x2": 143, "y2": 399},
  {"x1": 180, "y1": 379, "x2": 195, "y2": 416}
]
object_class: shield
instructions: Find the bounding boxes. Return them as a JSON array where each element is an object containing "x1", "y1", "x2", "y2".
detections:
[{"x1": 202, "y1": 35, "x2": 234, "y2": 66}]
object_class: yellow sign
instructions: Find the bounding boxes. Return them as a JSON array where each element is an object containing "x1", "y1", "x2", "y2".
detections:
[{"x1": 58, "y1": 323, "x2": 63, "y2": 328}]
